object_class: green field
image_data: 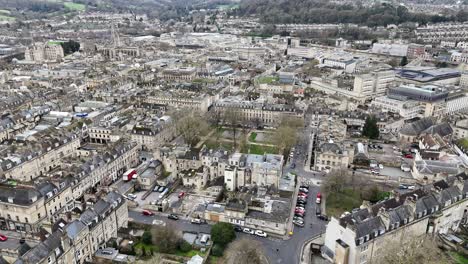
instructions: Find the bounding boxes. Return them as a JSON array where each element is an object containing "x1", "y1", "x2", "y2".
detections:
[
  {"x1": 0, "y1": 14, "x2": 15, "y2": 21},
  {"x1": 48, "y1": 41, "x2": 65, "y2": 45},
  {"x1": 217, "y1": 4, "x2": 240, "y2": 10},
  {"x1": 257, "y1": 76, "x2": 279, "y2": 84},
  {"x1": 64, "y1": 2, "x2": 86, "y2": 11},
  {"x1": 244, "y1": 144, "x2": 278, "y2": 155}
]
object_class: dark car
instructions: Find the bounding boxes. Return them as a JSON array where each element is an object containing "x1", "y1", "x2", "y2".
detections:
[
  {"x1": 318, "y1": 214, "x2": 329, "y2": 221},
  {"x1": 297, "y1": 200, "x2": 307, "y2": 205},
  {"x1": 234, "y1": 225, "x2": 243, "y2": 232},
  {"x1": 290, "y1": 163, "x2": 296, "y2": 169},
  {"x1": 167, "y1": 214, "x2": 179, "y2": 220},
  {"x1": 316, "y1": 207, "x2": 321, "y2": 216}
]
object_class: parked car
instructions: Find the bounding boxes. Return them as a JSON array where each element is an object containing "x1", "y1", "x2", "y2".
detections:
[
  {"x1": 296, "y1": 205, "x2": 306, "y2": 210},
  {"x1": 293, "y1": 220, "x2": 305, "y2": 227},
  {"x1": 234, "y1": 226, "x2": 243, "y2": 232},
  {"x1": 296, "y1": 200, "x2": 307, "y2": 205},
  {"x1": 127, "y1": 194, "x2": 137, "y2": 200},
  {"x1": 300, "y1": 185, "x2": 309, "y2": 189},
  {"x1": 408, "y1": 185, "x2": 416, "y2": 190},
  {"x1": 293, "y1": 216, "x2": 304, "y2": 222},
  {"x1": 168, "y1": 214, "x2": 179, "y2": 220},
  {"x1": 290, "y1": 163, "x2": 296, "y2": 169},
  {"x1": 318, "y1": 214, "x2": 329, "y2": 221},
  {"x1": 254, "y1": 230, "x2": 268, "y2": 238},
  {"x1": 298, "y1": 193, "x2": 308, "y2": 198},
  {"x1": 299, "y1": 188, "x2": 309, "y2": 193},
  {"x1": 19, "y1": 238, "x2": 25, "y2": 244},
  {"x1": 404, "y1": 154, "x2": 414, "y2": 159},
  {"x1": 142, "y1": 210, "x2": 154, "y2": 216},
  {"x1": 153, "y1": 185, "x2": 160, "y2": 192},
  {"x1": 242, "y1": 228, "x2": 255, "y2": 235},
  {"x1": 191, "y1": 218, "x2": 203, "y2": 224},
  {"x1": 379, "y1": 164, "x2": 384, "y2": 170},
  {"x1": 399, "y1": 184, "x2": 408, "y2": 189},
  {"x1": 178, "y1": 192, "x2": 186, "y2": 199},
  {"x1": 0, "y1": 235, "x2": 7, "y2": 242},
  {"x1": 295, "y1": 212, "x2": 305, "y2": 217},
  {"x1": 158, "y1": 186, "x2": 165, "y2": 192},
  {"x1": 295, "y1": 209, "x2": 306, "y2": 215},
  {"x1": 316, "y1": 207, "x2": 321, "y2": 216}
]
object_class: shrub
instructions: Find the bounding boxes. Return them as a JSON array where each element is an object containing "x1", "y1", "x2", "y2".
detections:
[
  {"x1": 211, "y1": 244, "x2": 225, "y2": 257},
  {"x1": 179, "y1": 240, "x2": 192, "y2": 253}
]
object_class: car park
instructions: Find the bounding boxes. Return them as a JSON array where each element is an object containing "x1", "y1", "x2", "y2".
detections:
[
  {"x1": 243, "y1": 228, "x2": 255, "y2": 235},
  {"x1": 254, "y1": 230, "x2": 268, "y2": 237},
  {"x1": 168, "y1": 214, "x2": 179, "y2": 220},
  {"x1": 142, "y1": 210, "x2": 154, "y2": 216}
]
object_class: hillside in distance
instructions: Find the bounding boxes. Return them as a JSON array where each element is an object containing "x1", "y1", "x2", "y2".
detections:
[{"x1": 233, "y1": 0, "x2": 468, "y2": 26}]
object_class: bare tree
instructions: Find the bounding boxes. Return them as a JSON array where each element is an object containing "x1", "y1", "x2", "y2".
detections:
[
  {"x1": 223, "y1": 109, "x2": 241, "y2": 149},
  {"x1": 321, "y1": 169, "x2": 348, "y2": 195},
  {"x1": 173, "y1": 110, "x2": 209, "y2": 147},
  {"x1": 224, "y1": 239, "x2": 268, "y2": 264},
  {"x1": 380, "y1": 236, "x2": 451, "y2": 264},
  {"x1": 150, "y1": 225, "x2": 181, "y2": 254}
]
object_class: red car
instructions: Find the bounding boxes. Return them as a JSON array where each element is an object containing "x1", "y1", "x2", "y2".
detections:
[
  {"x1": 404, "y1": 154, "x2": 413, "y2": 159},
  {"x1": 298, "y1": 192, "x2": 308, "y2": 198},
  {"x1": 0, "y1": 235, "x2": 7, "y2": 242},
  {"x1": 317, "y1": 192, "x2": 322, "y2": 199},
  {"x1": 178, "y1": 192, "x2": 186, "y2": 199},
  {"x1": 295, "y1": 208, "x2": 305, "y2": 214},
  {"x1": 142, "y1": 210, "x2": 154, "y2": 216}
]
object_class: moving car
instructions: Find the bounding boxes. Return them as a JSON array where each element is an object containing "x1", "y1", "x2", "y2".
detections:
[
  {"x1": 191, "y1": 218, "x2": 203, "y2": 224},
  {"x1": 127, "y1": 194, "x2": 137, "y2": 200},
  {"x1": 242, "y1": 228, "x2": 255, "y2": 235},
  {"x1": 167, "y1": 214, "x2": 179, "y2": 220},
  {"x1": 0, "y1": 235, "x2": 7, "y2": 242},
  {"x1": 254, "y1": 230, "x2": 268, "y2": 238},
  {"x1": 142, "y1": 210, "x2": 154, "y2": 216},
  {"x1": 178, "y1": 192, "x2": 186, "y2": 199}
]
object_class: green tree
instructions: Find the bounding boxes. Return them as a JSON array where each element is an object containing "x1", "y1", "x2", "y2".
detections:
[
  {"x1": 211, "y1": 222, "x2": 236, "y2": 247},
  {"x1": 179, "y1": 240, "x2": 192, "y2": 253},
  {"x1": 362, "y1": 115, "x2": 379, "y2": 139},
  {"x1": 60, "y1": 40, "x2": 80, "y2": 55},
  {"x1": 211, "y1": 244, "x2": 225, "y2": 257},
  {"x1": 142, "y1": 230, "x2": 152, "y2": 245},
  {"x1": 400, "y1": 56, "x2": 408, "y2": 66}
]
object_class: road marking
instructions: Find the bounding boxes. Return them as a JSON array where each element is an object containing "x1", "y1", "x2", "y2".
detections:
[{"x1": 152, "y1": 220, "x2": 166, "y2": 226}]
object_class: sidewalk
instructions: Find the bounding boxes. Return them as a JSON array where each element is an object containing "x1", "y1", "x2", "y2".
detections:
[{"x1": 300, "y1": 233, "x2": 326, "y2": 264}]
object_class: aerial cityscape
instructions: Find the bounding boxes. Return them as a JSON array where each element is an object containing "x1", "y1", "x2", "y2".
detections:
[{"x1": 1, "y1": 0, "x2": 468, "y2": 263}]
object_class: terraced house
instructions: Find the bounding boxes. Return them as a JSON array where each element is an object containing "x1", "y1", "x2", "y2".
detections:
[{"x1": 323, "y1": 172, "x2": 468, "y2": 264}]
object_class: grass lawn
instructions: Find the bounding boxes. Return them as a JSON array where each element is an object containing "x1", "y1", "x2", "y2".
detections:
[
  {"x1": 249, "y1": 132, "x2": 257, "y2": 142},
  {"x1": 326, "y1": 189, "x2": 363, "y2": 218},
  {"x1": 48, "y1": 41, "x2": 64, "y2": 45},
  {"x1": 207, "y1": 256, "x2": 223, "y2": 264},
  {"x1": 246, "y1": 144, "x2": 278, "y2": 155},
  {"x1": 204, "y1": 139, "x2": 234, "y2": 151},
  {"x1": 0, "y1": 10, "x2": 11, "y2": 15},
  {"x1": 257, "y1": 76, "x2": 279, "y2": 84},
  {"x1": 458, "y1": 138, "x2": 468, "y2": 149},
  {"x1": 175, "y1": 249, "x2": 206, "y2": 258},
  {"x1": 134, "y1": 242, "x2": 156, "y2": 253},
  {"x1": 64, "y1": 2, "x2": 86, "y2": 11},
  {"x1": 451, "y1": 252, "x2": 468, "y2": 264}
]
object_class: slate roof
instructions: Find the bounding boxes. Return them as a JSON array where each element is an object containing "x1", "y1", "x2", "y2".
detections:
[
  {"x1": 320, "y1": 142, "x2": 343, "y2": 154},
  {"x1": 400, "y1": 118, "x2": 435, "y2": 136},
  {"x1": 0, "y1": 186, "x2": 42, "y2": 206},
  {"x1": 66, "y1": 220, "x2": 87, "y2": 240}
]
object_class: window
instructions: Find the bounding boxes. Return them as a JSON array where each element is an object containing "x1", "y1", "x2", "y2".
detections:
[
  {"x1": 361, "y1": 245, "x2": 369, "y2": 252},
  {"x1": 25, "y1": 217, "x2": 28, "y2": 223}
]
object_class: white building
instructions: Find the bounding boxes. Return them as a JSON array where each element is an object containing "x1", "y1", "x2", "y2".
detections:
[{"x1": 24, "y1": 42, "x2": 64, "y2": 62}]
